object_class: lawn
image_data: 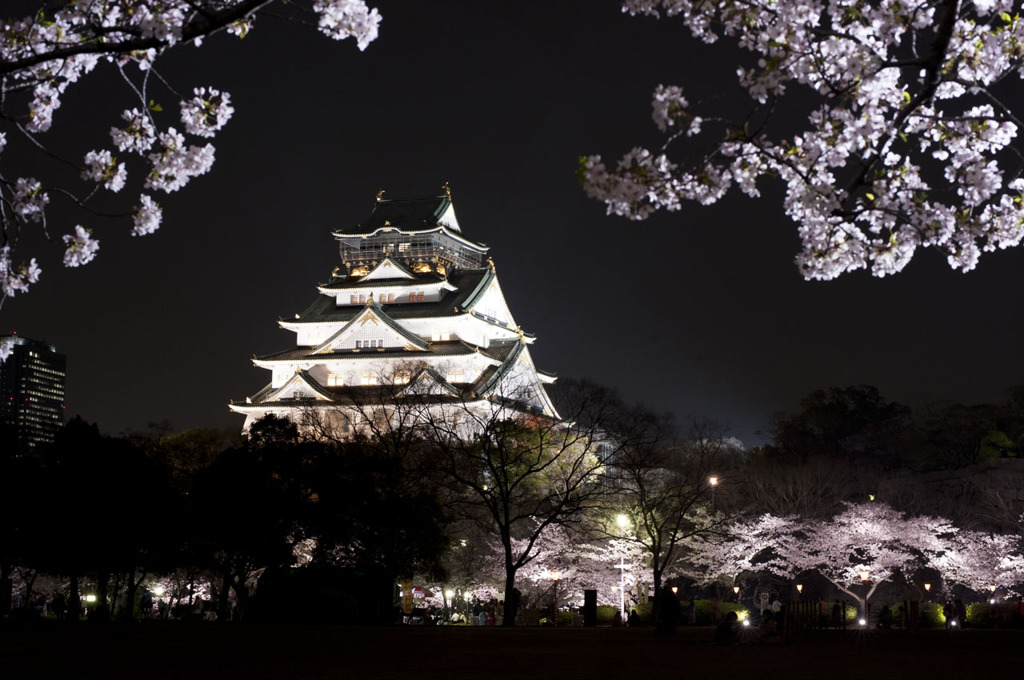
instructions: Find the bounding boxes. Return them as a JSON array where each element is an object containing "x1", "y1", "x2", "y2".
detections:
[{"x1": 1, "y1": 622, "x2": 1019, "y2": 679}]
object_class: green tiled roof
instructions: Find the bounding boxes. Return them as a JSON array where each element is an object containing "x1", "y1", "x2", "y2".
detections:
[
  {"x1": 292, "y1": 267, "x2": 494, "y2": 324},
  {"x1": 319, "y1": 272, "x2": 447, "y2": 290},
  {"x1": 340, "y1": 195, "x2": 453, "y2": 235}
]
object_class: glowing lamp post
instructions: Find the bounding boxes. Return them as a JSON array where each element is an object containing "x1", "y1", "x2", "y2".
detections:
[
  {"x1": 615, "y1": 514, "x2": 630, "y2": 619},
  {"x1": 709, "y1": 476, "x2": 719, "y2": 511},
  {"x1": 733, "y1": 585, "x2": 740, "y2": 604},
  {"x1": 858, "y1": 569, "x2": 871, "y2": 626},
  {"x1": 923, "y1": 582, "x2": 931, "y2": 602},
  {"x1": 796, "y1": 583, "x2": 803, "y2": 599},
  {"x1": 551, "y1": 571, "x2": 560, "y2": 627},
  {"x1": 989, "y1": 584, "x2": 997, "y2": 604}
]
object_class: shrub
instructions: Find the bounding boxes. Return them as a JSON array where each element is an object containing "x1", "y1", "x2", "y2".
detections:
[
  {"x1": 596, "y1": 605, "x2": 619, "y2": 626},
  {"x1": 919, "y1": 601, "x2": 946, "y2": 628}
]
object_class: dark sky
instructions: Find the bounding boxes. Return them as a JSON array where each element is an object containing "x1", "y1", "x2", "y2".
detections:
[{"x1": 6, "y1": 0, "x2": 1024, "y2": 447}]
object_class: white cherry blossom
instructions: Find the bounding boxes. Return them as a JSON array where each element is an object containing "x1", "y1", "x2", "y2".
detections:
[
  {"x1": 11, "y1": 178, "x2": 49, "y2": 223},
  {"x1": 180, "y1": 87, "x2": 235, "y2": 139},
  {"x1": 62, "y1": 226, "x2": 100, "y2": 267},
  {"x1": 132, "y1": 195, "x2": 163, "y2": 236},
  {"x1": 82, "y1": 150, "x2": 127, "y2": 193}
]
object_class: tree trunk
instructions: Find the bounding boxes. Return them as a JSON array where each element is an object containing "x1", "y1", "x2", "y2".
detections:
[
  {"x1": 502, "y1": 570, "x2": 519, "y2": 627},
  {"x1": 68, "y1": 573, "x2": 81, "y2": 622},
  {"x1": 217, "y1": 571, "x2": 232, "y2": 621},
  {"x1": 93, "y1": 570, "x2": 111, "y2": 622},
  {"x1": 122, "y1": 569, "x2": 139, "y2": 622},
  {"x1": 0, "y1": 563, "x2": 11, "y2": 616}
]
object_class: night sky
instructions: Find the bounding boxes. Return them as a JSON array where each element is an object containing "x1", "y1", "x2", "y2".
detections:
[{"x1": 6, "y1": 1, "x2": 1024, "y2": 447}]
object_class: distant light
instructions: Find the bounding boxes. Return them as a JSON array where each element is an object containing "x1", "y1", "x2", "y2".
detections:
[
  {"x1": 742, "y1": 620, "x2": 750, "y2": 627},
  {"x1": 951, "y1": 620, "x2": 957, "y2": 627},
  {"x1": 151, "y1": 586, "x2": 166, "y2": 597},
  {"x1": 858, "y1": 618, "x2": 866, "y2": 626},
  {"x1": 671, "y1": 587, "x2": 678, "y2": 594},
  {"x1": 85, "y1": 594, "x2": 97, "y2": 603},
  {"x1": 796, "y1": 584, "x2": 803, "y2": 593},
  {"x1": 708, "y1": 476, "x2": 719, "y2": 487},
  {"x1": 616, "y1": 514, "x2": 630, "y2": 528}
]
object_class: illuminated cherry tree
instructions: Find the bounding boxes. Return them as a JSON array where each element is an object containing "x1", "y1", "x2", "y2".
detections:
[
  {"x1": 786, "y1": 503, "x2": 954, "y2": 612},
  {"x1": 686, "y1": 513, "x2": 801, "y2": 586},
  {"x1": 0, "y1": 1, "x2": 381, "y2": 317},
  {"x1": 933, "y1": 529, "x2": 1024, "y2": 594},
  {"x1": 584, "y1": 1, "x2": 1024, "y2": 280}
]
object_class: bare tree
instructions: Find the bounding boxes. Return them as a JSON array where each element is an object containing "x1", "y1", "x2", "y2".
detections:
[
  {"x1": 608, "y1": 415, "x2": 736, "y2": 621},
  {"x1": 422, "y1": 380, "x2": 618, "y2": 626}
]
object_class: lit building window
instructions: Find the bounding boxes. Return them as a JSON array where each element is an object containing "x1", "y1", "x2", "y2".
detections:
[
  {"x1": 361, "y1": 372, "x2": 378, "y2": 385},
  {"x1": 394, "y1": 371, "x2": 411, "y2": 385},
  {"x1": 327, "y1": 373, "x2": 344, "y2": 387},
  {"x1": 432, "y1": 329, "x2": 451, "y2": 342}
]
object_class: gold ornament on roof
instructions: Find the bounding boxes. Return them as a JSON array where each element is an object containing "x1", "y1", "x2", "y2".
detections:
[
  {"x1": 332, "y1": 266, "x2": 340, "y2": 277},
  {"x1": 376, "y1": 188, "x2": 385, "y2": 201},
  {"x1": 442, "y1": 181, "x2": 452, "y2": 199},
  {"x1": 487, "y1": 257, "x2": 495, "y2": 271}
]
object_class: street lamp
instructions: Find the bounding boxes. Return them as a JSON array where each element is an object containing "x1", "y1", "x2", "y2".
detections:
[
  {"x1": 796, "y1": 583, "x2": 803, "y2": 598},
  {"x1": 709, "y1": 476, "x2": 719, "y2": 511},
  {"x1": 989, "y1": 584, "x2": 997, "y2": 604},
  {"x1": 733, "y1": 585, "x2": 740, "y2": 603},
  {"x1": 551, "y1": 571, "x2": 560, "y2": 627},
  {"x1": 615, "y1": 513, "x2": 629, "y2": 620},
  {"x1": 859, "y1": 568, "x2": 871, "y2": 626}
]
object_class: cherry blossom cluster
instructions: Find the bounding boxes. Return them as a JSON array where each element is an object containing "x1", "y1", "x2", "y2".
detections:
[
  {"x1": 694, "y1": 502, "x2": 1024, "y2": 600},
  {"x1": 0, "y1": 1, "x2": 381, "y2": 307},
  {"x1": 585, "y1": 1, "x2": 1024, "y2": 279},
  {"x1": 62, "y1": 226, "x2": 100, "y2": 268}
]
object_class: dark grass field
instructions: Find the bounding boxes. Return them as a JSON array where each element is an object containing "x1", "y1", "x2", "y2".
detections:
[{"x1": 2, "y1": 623, "x2": 1021, "y2": 679}]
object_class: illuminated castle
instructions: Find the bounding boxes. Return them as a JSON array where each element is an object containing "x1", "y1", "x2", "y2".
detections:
[{"x1": 230, "y1": 190, "x2": 558, "y2": 435}]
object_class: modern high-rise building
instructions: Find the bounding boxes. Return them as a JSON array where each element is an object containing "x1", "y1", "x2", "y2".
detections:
[
  {"x1": 230, "y1": 191, "x2": 559, "y2": 435},
  {"x1": 0, "y1": 333, "x2": 66, "y2": 454}
]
